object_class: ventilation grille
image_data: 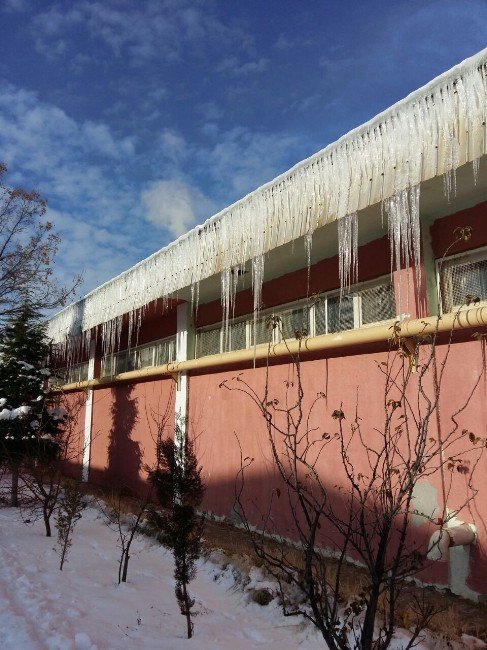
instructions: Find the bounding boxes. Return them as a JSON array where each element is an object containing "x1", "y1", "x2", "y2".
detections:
[{"x1": 440, "y1": 255, "x2": 487, "y2": 313}]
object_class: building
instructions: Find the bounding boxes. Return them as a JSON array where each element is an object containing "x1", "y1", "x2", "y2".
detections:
[{"x1": 48, "y1": 49, "x2": 487, "y2": 600}]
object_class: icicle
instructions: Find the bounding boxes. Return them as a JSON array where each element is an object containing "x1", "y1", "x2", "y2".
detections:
[
  {"x1": 304, "y1": 231, "x2": 313, "y2": 297},
  {"x1": 251, "y1": 254, "x2": 265, "y2": 355},
  {"x1": 338, "y1": 212, "x2": 358, "y2": 295},
  {"x1": 221, "y1": 267, "x2": 231, "y2": 352},
  {"x1": 45, "y1": 49, "x2": 486, "y2": 346},
  {"x1": 383, "y1": 184, "x2": 421, "y2": 313}
]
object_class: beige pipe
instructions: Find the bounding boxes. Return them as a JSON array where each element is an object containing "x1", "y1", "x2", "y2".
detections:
[{"x1": 56, "y1": 306, "x2": 487, "y2": 392}]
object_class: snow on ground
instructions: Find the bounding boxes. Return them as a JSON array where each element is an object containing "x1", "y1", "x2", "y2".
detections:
[
  {"x1": 0, "y1": 501, "x2": 461, "y2": 649},
  {"x1": 0, "y1": 502, "x2": 327, "y2": 649}
]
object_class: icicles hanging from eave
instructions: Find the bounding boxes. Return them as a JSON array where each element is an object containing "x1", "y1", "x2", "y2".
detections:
[
  {"x1": 46, "y1": 49, "x2": 487, "y2": 346},
  {"x1": 338, "y1": 212, "x2": 359, "y2": 295}
]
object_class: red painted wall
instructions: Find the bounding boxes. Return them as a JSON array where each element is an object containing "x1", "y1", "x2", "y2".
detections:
[
  {"x1": 60, "y1": 390, "x2": 86, "y2": 480},
  {"x1": 89, "y1": 377, "x2": 175, "y2": 494},
  {"x1": 83, "y1": 200, "x2": 487, "y2": 594},
  {"x1": 188, "y1": 334, "x2": 486, "y2": 590}
]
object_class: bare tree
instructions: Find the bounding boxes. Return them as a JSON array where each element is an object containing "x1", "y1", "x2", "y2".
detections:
[
  {"x1": 101, "y1": 487, "x2": 152, "y2": 584},
  {"x1": 223, "y1": 303, "x2": 485, "y2": 648},
  {"x1": 0, "y1": 163, "x2": 80, "y2": 322},
  {"x1": 20, "y1": 392, "x2": 86, "y2": 536}
]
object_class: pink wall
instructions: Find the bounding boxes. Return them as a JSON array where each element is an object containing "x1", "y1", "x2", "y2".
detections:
[
  {"x1": 81, "y1": 199, "x2": 487, "y2": 594},
  {"x1": 89, "y1": 377, "x2": 175, "y2": 494},
  {"x1": 60, "y1": 390, "x2": 86, "y2": 480},
  {"x1": 188, "y1": 334, "x2": 487, "y2": 591}
]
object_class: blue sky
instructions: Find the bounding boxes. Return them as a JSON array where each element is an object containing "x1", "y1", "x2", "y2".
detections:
[{"x1": 1, "y1": 0, "x2": 486, "y2": 299}]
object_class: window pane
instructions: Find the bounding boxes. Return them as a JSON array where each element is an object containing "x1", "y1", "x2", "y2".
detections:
[
  {"x1": 360, "y1": 283, "x2": 396, "y2": 325},
  {"x1": 280, "y1": 307, "x2": 309, "y2": 340},
  {"x1": 327, "y1": 294, "x2": 354, "y2": 333},
  {"x1": 441, "y1": 256, "x2": 487, "y2": 313},
  {"x1": 115, "y1": 351, "x2": 128, "y2": 374},
  {"x1": 101, "y1": 356, "x2": 113, "y2": 377},
  {"x1": 228, "y1": 320, "x2": 247, "y2": 351},
  {"x1": 314, "y1": 299, "x2": 327, "y2": 335},
  {"x1": 250, "y1": 315, "x2": 273, "y2": 346},
  {"x1": 196, "y1": 328, "x2": 221, "y2": 357},
  {"x1": 138, "y1": 345, "x2": 154, "y2": 368},
  {"x1": 156, "y1": 339, "x2": 176, "y2": 365}
]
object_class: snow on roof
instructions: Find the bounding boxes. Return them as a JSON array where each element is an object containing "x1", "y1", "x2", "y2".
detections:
[{"x1": 48, "y1": 48, "x2": 487, "y2": 344}]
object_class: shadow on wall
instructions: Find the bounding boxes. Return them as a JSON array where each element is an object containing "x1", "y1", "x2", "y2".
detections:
[{"x1": 103, "y1": 384, "x2": 143, "y2": 494}]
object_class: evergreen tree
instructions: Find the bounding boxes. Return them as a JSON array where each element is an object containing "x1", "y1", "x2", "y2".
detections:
[
  {"x1": 148, "y1": 433, "x2": 205, "y2": 639},
  {"x1": 0, "y1": 305, "x2": 64, "y2": 506}
]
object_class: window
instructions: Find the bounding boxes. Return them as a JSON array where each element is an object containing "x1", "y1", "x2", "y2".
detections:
[
  {"x1": 52, "y1": 361, "x2": 89, "y2": 386},
  {"x1": 195, "y1": 276, "x2": 396, "y2": 358},
  {"x1": 438, "y1": 248, "x2": 487, "y2": 313},
  {"x1": 101, "y1": 336, "x2": 176, "y2": 378}
]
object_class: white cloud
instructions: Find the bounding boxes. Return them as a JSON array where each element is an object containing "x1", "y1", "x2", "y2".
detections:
[
  {"x1": 217, "y1": 57, "x2": 268, "y2": 76},
  {"x1": 159, "y1": 130, "x2": 187, "y2": 163},
  {"x1": 0, "y1": 83, "x2": 146, "y2": 295},
  {"x1": 32, "y1": 1, "x2": 255, "y2": 66},
  {"x1": 141, "y1": 179, "x2": 215, "y2": 238},
  {"x1": 197, "y1": 127, "x2": 304, "y2": 197},
  {"x1": 2, "y1": 0, "x2": 30, "y2": 12}
]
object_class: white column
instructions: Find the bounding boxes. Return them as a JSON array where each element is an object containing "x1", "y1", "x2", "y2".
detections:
[
  {"x1": 174, "y1": 303, "x2": 194, "y2": 452},
  {"x1": 82, "y1": 339, "x2": 96, "y2": 482}
]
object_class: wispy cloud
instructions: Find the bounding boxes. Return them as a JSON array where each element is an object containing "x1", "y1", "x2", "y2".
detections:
[
  {"x1": 217, "y1": 57, "x2": 269, "y2": 76},
  {"x1": 0, "y1": 83, "x2": 143, "y2": 294},
  {"x1": 141, "y1": 178, "x2": 215, "y2": 238},
  {"x1": 32, "y1": 1, "x2": 256, "y2": 67},
  {"x1": 2, "y1": 0, "x2": 30, "y2": 13}
]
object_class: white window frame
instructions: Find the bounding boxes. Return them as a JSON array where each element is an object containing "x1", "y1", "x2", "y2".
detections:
[
  {"x1": 436, "y1": 246, "x2": 487, "y2": 315},
  {"x1": 101, "y1": 335, "x2": 177, "y2": 378},
  {"x1": 195, "y1": 275, "x2": 396, "y2": 358}
]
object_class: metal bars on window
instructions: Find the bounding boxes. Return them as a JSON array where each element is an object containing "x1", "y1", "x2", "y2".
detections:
[
  {"x1": 195, "y1": 277, "x2": 396, "y2": 358},
  {"x1": 101, "y1": 336, "x2": 176, "y2": 378},
  {"x1": 439, "y1": 249, "x2": 487, "y2": 313}
]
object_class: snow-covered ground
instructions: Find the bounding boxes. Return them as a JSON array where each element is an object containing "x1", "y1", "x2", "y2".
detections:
[
  {"x1": 0, "y1": 502, "x2": 327, "y2": 649},
  {"x1": 0, "y1": 501, "x2": 482, "y2": 649}
]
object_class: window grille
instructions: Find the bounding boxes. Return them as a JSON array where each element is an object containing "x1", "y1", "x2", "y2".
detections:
[
  {"x1": 101, "y1": 336, "x2": 176, "y2": 377},
  {"x1": 194, "y1": 276, "x2": 396, "y2": 358},
  {"x1": 228, "y1": 320, "x2": 247, "y2": 352},
  {"x1": 359, "y1": 282, "x2": 396, "y2": 325},
  {"x1": 439, "y1": 251, "x2": 487, "y2": 313},
  {"x1": 196, "y1": 327, "x2": 221, "y2": 358},
  {"x1": 280, "y1": 307, "x2": 309, "y2": 340}
]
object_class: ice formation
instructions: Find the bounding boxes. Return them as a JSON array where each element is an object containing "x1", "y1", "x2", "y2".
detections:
[{"x1": 47, "y1": 50, "x2": 487, "y2": 356}]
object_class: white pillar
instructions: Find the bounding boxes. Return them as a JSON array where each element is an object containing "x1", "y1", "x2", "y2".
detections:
[
  {"x1": 82, "y1": 339, "x2": 96, "y2": 482},
  {"x1": 174, "y1": 303, "x2": 194, "y2": 452}
]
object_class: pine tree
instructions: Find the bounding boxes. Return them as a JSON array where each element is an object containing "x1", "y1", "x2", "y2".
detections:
[
  {"x1": 148, "y1": 433, "x2": 205, "y2": 639},
  {"x1": 0, "y1": 305, "x2": 63, "y2": 506}
]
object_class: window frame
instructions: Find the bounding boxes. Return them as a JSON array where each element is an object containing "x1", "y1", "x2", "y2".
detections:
[
  {"x1": 195, "y1": 275, "x2": 397, "y2": 358},
  {"x1": 101, "y1": 335, "x2": 177, "y2": 378},
  {"x1": 436, "y1": 245, "x2": 487, "y2": 315}
]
